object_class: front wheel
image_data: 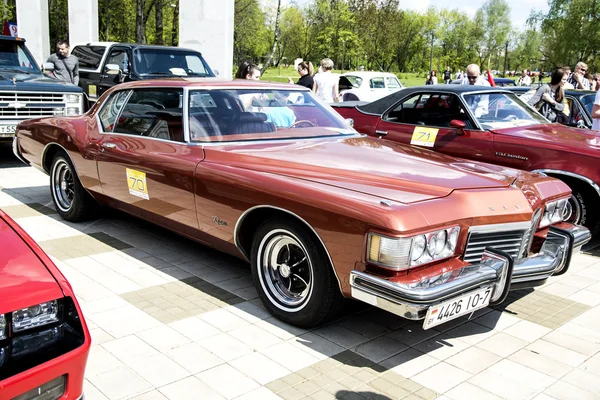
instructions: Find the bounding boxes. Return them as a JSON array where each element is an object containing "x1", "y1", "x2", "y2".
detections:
[
  {"x1": 250, "y1": 218, "x2": 344, "y2": 328},
  {"x1": 50, "y1": 153, "x2": 97, "y2": 221},
  {"x1": 566, "y1": 182, "x2": 600, "y2": 238}
]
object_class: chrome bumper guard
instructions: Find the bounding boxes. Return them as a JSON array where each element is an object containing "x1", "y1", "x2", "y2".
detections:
[
  {"x1": 350, "y1": 223, "x2": 590, "y2": 321},
  {"x1": 12, "y1": 136, "x2": 29, "y2": 165}
]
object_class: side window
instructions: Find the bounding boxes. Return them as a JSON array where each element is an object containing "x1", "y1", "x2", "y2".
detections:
[
  {"x1": 384, "y1": 93, "x2": 427, "y2": 123},
  {"x1": 113, "y1": 89, "x2": 184, "y2": 142},
  {"x1": 98, "y1": 90, "x2": 130, "y2": 131},
  {"x1": 71, "y1": 46, "x2": 105, "y2": 69},
  {"x1": 370, "y1": 77, "x2": 385, "y2": 89},
  {"x1": 105, "y1": 49, "x2": 130, "y2": 73}
]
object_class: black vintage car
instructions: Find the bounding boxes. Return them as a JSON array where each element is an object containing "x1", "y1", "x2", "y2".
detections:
[
  {"x1": 507, "y1": 86, "x2": 596, "y2": 129},
  {"x1": 70, "y1": 42, "x2": 215, "y2": 105}
]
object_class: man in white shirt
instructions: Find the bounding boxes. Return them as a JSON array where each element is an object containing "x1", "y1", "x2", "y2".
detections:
[
  {"x1": 517, "y1": 70, "x2": 531, "y2": 86},
  {"x1": 460, "y1": 64, "x2": 490, "y2": 117}
]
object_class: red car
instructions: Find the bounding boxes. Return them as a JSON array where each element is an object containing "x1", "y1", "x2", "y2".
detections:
[
  {"x1": 12, "y1": 79, "x2": 590, "y2": 330},
  {"x1": 0, "y1": 209, "x2": 90, "y2": 399},
  {"x1": 333, "y1": 85, "x2": 600, "y2": 241}
]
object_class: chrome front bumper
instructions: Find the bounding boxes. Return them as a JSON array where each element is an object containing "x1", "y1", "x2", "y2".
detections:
[{"x1": 350, "y1": 224, "x2": 591, "y2": 321}]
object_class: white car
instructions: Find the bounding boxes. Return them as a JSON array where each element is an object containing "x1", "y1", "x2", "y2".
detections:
[{"x1": 339, "y1": 71, "x2": 403, "y2": 102}]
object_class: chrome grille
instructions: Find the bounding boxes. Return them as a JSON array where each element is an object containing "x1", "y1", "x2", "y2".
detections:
[
  {"x1": 0, "y1": 92, "x2": 65, "y2": 119},
  {"x1": 463, "y1": 229, "x2": 528, "y2": 264}
]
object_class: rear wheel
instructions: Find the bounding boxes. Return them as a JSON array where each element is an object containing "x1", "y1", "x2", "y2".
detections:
[
  {"x1": 50, "y1": 152, "x2": 97, "y2": 221},
  {"x1": 344, "y1": 93, "x2": 359, "y2": 101},
  {"x1": 250, "y1": 218, "x2": 344, "y2": 328}
]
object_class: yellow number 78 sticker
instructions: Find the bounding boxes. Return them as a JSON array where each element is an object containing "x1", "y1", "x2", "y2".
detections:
[
  {"x1": 410, "y1": 126, "x2": 439, "y2": 147},
  {"x1": 126, "y1": 168, "x2": 149, "y2": 200}
]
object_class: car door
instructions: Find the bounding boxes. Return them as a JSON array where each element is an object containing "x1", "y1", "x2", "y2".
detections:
[
  {"x1": 97, "y1": 46, "x2": 132, "y2": 99},
  {"x1": 96, "y1": 87, "x2": 202, "y2": 231},
  {"x1": 70, "y1": 45, "x2": 106, "y2": 102},
  {"x1": 374, "y1": 91, "x2": 495, "y2": 162}
]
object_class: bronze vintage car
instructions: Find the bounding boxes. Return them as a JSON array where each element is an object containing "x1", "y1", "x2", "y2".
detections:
[{"x1": 13, "y1": 79, "x2": 590, "y2": 329}]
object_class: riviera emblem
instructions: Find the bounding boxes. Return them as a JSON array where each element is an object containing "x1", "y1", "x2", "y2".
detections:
[{"x1": 212, "y1": 216, "x2": 228, "y2": 226}]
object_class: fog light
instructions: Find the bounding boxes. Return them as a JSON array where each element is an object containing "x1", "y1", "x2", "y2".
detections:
[
  {"x1": 65, "y1": 107, "x2": 80, "y2": 116},
  {"x1": 12, "y1": 374, "x2": 66, "y2": 400}
]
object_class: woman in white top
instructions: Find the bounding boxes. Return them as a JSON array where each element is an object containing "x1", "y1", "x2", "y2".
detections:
[{"x1": 313, "y1": 58, "x2": 339, "y2": 103}]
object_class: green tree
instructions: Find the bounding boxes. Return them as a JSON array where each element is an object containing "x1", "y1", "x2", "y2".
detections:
[
  {"x1": 474, "y1": 0, "x2": 511, "y2": 69},
  {"x1": 233, "y1": 0, "x2": 269, "y2": 65}
]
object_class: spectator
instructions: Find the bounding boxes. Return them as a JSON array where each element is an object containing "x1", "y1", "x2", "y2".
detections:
[
  {"x1": 528, "y1": 68, "x2": 567, "y2": 123},
  {"x1": 46, "y1": 40, "x2": 79, "y2": 85},
  {"x1": 567, "y1": 62, "x2": 590, "y2": 90},
  {"x1": 591, "y1": 86, "x2": 600, "y2": 130},
  {"x1": 431, "y1": 70, "x2": 438, "y2": 84},
  {"x1": 235, "y1": 61, "x2": 260, "y2": 80},
  {"x1": 443, "y1": 66, "x2": 452, "y2": 84},
  {"x1": 288, "y1": 61, "x2": 314, "y2": 89},
  {"x1": 592, "y1": 74, "x2": 600, "y2": 91},
  {"x1": 460, "y1": 64, "x2": 491, "y2": 86},
  {"x1": 517, "y1": 70, "x2": 531, "y2": 86},
  {"x1": 313, "y1": 58, "x2": 339, "y2": 103}
]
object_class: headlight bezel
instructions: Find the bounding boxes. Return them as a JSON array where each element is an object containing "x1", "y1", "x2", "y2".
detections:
[
  {"x1": 12, "y1": 300, "x2": 60, "y2": 333},
  {"x1": 367, "y1": 225, "x2": 461, "y2": 271},
  {"x1": 63, "y1": 93, "x2": 81, "y2": 103},
  {"x1": 539, "y1": 197, "x2": 571, "y2": 228},
  {"x1": 0, "y1": 315, "x2": 6, "y2": 340}
]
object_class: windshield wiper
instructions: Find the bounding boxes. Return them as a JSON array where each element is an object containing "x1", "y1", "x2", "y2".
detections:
[{"x1": 144, "y1": 71, "x2": 171, "y2": 75}]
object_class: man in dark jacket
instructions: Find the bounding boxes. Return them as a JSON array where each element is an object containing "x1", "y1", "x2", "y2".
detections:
[{"x1": 443, "y1": 67, "x2": 452, "y2": 84}]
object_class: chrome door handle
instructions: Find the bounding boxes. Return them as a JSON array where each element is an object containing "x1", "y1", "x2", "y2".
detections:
[{"x1": 375, "y1": 130, "x2": 388, "y2": 136}]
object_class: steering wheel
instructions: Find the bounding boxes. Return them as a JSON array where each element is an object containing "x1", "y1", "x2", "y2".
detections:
[
  {"x1": 139, "y1": 100, "x2": 165, "y2": 109},
  {"x1": 291, "y1": 120, "x2": 316, "y2": 128}
]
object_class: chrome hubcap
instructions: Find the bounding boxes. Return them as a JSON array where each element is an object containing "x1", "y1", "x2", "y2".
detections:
[
  {"x1": 260, "y1": 232, "x2": 313, "y2": 310},
  {"x1": 52, "y1": 160, "x2": 74, "y2": 212},
  {"x1": 567, "y1": 194, "x2": 582, "y2": 225}
]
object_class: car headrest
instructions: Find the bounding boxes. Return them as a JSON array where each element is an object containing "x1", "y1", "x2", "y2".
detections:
[{"x1": 236, "y1": 112, "x2": 268, "y2": 123}]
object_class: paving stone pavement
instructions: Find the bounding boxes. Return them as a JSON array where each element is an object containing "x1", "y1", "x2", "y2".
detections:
[{"x1": 2, "y1": 147, "x2": 600, "y2": 400}]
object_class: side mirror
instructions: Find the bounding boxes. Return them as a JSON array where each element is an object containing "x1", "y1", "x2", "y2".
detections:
[
  {"x1": 213, "y1": 69, "x2": 220, "y2": 77},
  {"x1": 42, "y1": 62, "x2": 54, "y2": 72},
  {"x1": 450, "y1": 119, "x2": 466, "y2": 135},
  {"x1": 345, "y1": 118, "x2": 354, "y2": 128},
  {"x1": 105, "y1": 64, "x2": 120, "y2": 75},
  {"x1": 577, "y1": 120, "x2": 588, "y2": 129}
]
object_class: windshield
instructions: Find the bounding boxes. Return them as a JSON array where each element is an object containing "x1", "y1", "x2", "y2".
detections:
[
  {"x1": 463, "y1": 92, "x2": 548, "y2": 129},
  {"x1": 188, "y1": 89, "x2": 354, "y2": 143},
  {"x1": 134, "y1": 48, "x2": 214, "y2": 77},
  {"x1": 0, "y1": 41, "x2": 39, "y2": 72},
  {"x1": 581, "y1": 94, "x2": 595, "y2": 115}
]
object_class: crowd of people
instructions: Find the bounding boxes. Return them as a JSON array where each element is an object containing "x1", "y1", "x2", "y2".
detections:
[{"x1": 235, "y1": 58, "x2": 341, "y2": 104}]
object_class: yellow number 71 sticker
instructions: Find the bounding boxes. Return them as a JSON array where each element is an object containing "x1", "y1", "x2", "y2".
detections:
[
  {"x1": 126, "y1": 168, "x2": 149, "y2": 200},
  {"x1": 410, "y1": 126, "x2": 439, "y2": 147}
]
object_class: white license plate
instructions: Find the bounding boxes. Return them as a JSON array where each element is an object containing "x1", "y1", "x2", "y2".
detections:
[
  {"x1": 0, "y1": 125, "x2": 16, "y2": 136},
  {"x1": 423, "y1": 287, "x2": 492, "y2": 330}
]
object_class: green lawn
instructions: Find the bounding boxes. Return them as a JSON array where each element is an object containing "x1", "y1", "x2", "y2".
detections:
[{"x1": 259, "y1": 66, "x2": 427, "y2": 87}]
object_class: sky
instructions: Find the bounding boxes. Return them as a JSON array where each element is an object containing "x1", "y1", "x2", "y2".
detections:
[{"x1": 276, "y1": 0, "x2": 549, "y2": 30}]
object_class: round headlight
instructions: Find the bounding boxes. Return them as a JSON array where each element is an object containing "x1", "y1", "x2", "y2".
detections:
[
  {"x1": 428, "y1": 230, "x2": 447, "y2": 257},
  {"x1": 447, "y1": 227, "x2": 459, "y2": 252},
  {"x1": 411, "y1": 235, "x2": 427, "y2": 261}
]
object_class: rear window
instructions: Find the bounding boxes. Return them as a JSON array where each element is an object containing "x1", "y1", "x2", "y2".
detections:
[{"x1": 71, "y1": 45, "x2": 105, "y2": 69}]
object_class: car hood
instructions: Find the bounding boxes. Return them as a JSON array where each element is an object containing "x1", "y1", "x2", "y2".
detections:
[
  {"x1": 0, "y1": 214, "x2": 63, "y2": 314},
  {"x1": 492, "y1": 123, "x2": 600, "y2": 150},
  {"x1": 0, "y1": 70, "x2": 82, "y2": 92},
  {"x1": 213, "y1": 136, "x2": 519, "y2": 204}
]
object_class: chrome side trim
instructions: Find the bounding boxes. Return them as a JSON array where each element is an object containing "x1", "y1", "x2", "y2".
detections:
[
  {"x1": 532, "y1": 169, "x2": 600, "y2": 199},
  {"x1": 234, "y1": 205, "x2": 342, "y2": 291}
]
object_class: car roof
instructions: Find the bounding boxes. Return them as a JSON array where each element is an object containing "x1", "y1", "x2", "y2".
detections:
[
  {"x1": 71, "y1": 42, "x2": 200, "y2": 52},
  {"x1": 111, "y1": 78, "x2": 312, "y2": 91},
  {"x1": 341, "y1": 71, "x2": 398, "y2": 78},
  {"x1": 356, "y1": 85, "x2": 512, "y2": 115}
]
